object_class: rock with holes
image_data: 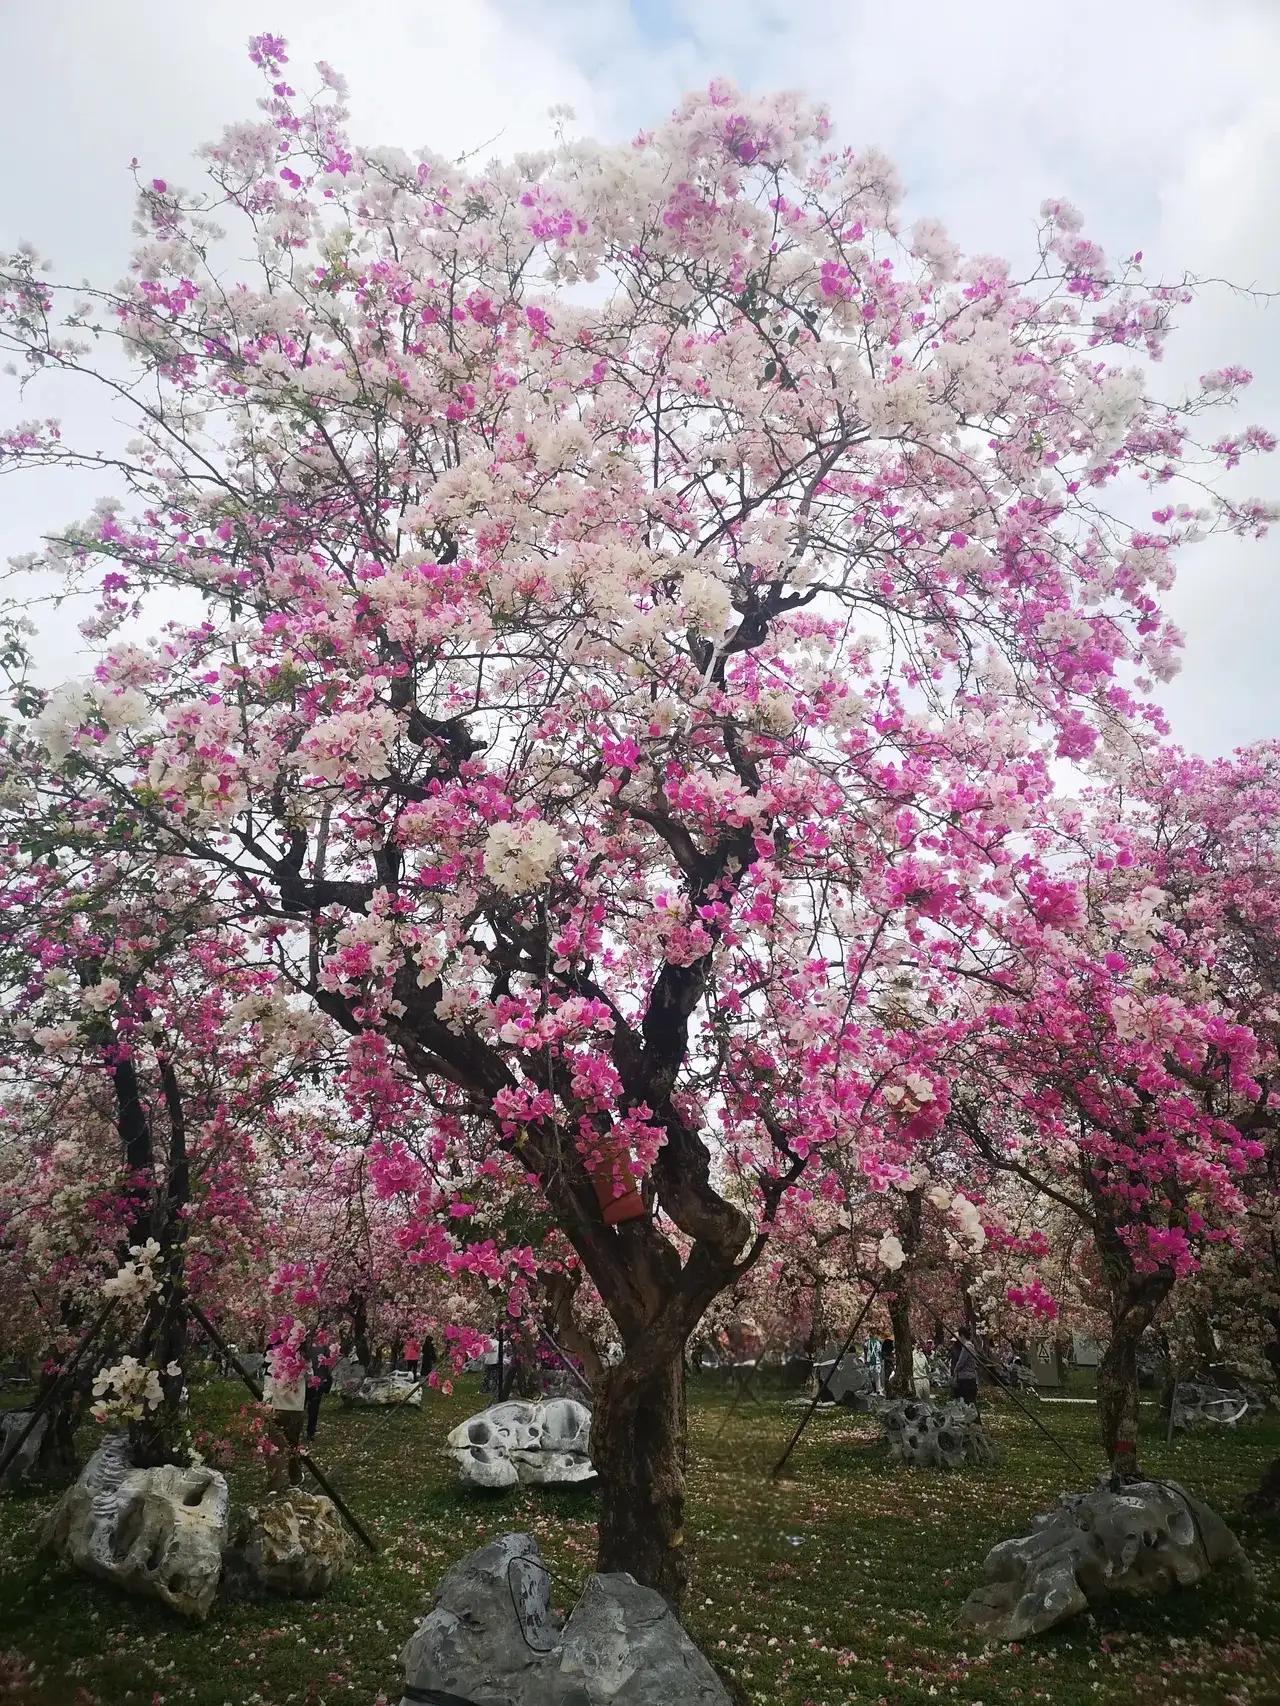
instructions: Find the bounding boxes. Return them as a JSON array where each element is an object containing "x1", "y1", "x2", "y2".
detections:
[
  {"x1": 879, "y1": 1398, "x2": 997, "y2": 1469},
  {"x1": 41, "y1": 1433, "x2": 229, "y2": 1620},
  {"x1": 230, "y1": 1488, "x2": 350, "y2": 1597},
  {"x1": 1170, "y1": 1381, "x2": 1257, "y2": 1431},
  {"x1": 961, "y1": 1477, "x2": 1249, "y2": 1640},
  {"x1": 398, "y1": 1531, "x2": 732, "y2": 1705},
  {"x1": 447, "y1": 1399, "x2": 594, "y2": 1491}
]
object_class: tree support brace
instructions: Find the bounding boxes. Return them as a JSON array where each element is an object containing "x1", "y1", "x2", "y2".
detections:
[
  {"x1": 770, "y1": 1278, "x2": 882, "y2": 1479},
  {"x1": 0, "y1": 1297, "x2": 118, "y2": 1486}
]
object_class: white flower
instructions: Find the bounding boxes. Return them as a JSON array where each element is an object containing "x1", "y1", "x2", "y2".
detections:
[
  {"x1": 878, "y1": 1232, "x2": 906, "y2": 1272},
  {"x1": 754, "y1": 690, "x2": 796, "y2": 737},
  {"x1": 483, "y1": 819, "x2": 562, "y2": 895},
  {"x1": 680, "y1": 569, "x2": 734, "y2": 639}
]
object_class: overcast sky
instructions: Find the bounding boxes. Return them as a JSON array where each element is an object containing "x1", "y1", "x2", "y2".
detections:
[{"x1": 2, "y1": 0, "x2": 1277, "y2": 756}]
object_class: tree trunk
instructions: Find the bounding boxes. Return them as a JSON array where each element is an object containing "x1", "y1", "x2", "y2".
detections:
[
  {"x1": 592, "y1": 1343, "x2": 687, "y2": 1609},
  {"x1": 130, "y1": 1059, "x2": 189, "y2": 1468},
  {"x1": 348, "y1": 1292, "x2": 373, "y2": 1369},
  {"x1": 0, "y1": 1370, "x2": 82, "y2": 1491},
  {"x1": 544, "y1": 1270, "x2": 604, "y2": 1392},
  {"x1": 1096, "y1": 1276, "x2": 1171, "y2": 1469},
  {"x1": 886, "y1": 1287, "x2": 914, "y2": 1397},
  {"x1": 1246, "y1": 1454, "x2": 1280, "y2": 1517}
]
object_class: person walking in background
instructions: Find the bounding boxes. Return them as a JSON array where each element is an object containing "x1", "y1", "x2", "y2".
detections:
[
  {"x1": 304, "y1": 1335, "x2": 334, "y2": 1442},
  {"x1": 950, "y1": 1326, "x2": 981, "y2": 1415},
  {"x1": 264, "y1": 1357, "x2": 307, "y2": 1489},
  {"x1": 912, "y1": 1342, "x2": 931, "y2": 1399}
]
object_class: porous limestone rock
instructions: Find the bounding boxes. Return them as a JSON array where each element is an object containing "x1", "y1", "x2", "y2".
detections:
[
  {"x1": 41, "y1": 1433, "x2": 229, "y2": 1620},
  {"x1": 961, "y1": 1477, "x2": 1249, "y2": 1640},
  {"x1": 446, "y1": 1398, "x2": 594, "y2": 1490},
  {"x1": 230, "y1": 1488, "x2": 349, "y2": 1597},
  {"x1": 398, "y1": 1531, "x2": 732, "y2": 1705},
  {"x1": 879, "y1": 1398, "x2": 997, "y2": 1469}
]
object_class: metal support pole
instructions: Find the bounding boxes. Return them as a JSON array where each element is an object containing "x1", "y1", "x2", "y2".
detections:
[
  {"x1": 770, "y1": 1279, "x2": 882, "y2": 1479},
  {"x1": 950, "y1": 1323, "x2": 1091, "y2": 1478}
]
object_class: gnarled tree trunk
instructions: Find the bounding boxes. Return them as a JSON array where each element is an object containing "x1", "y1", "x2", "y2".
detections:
[
  {"x1": 1096, "y1": 1274, "x2": 1171, "y2": 1469},
  {"x1": 592, "y1": 1339, "x2": 688, "y2": 1607},
  {"x1": 886, "y1": 1289, "x2": 914, "y2": 1397}
]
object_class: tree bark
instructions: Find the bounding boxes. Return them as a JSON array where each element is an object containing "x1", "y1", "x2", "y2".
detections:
[
  {"x1": 1096, "y1": 1275, "x2": 1171, "y2": 1468},
  {"x1": 543, "y1": 1271, "x2": 604, "y2": 1392},
  {"x1": 592, "y1": 1343, "x2": 688, "y2": 1608},
  {"x1": 886, "y1": 1287, "x2": 914, "y2": 1397},
  {"x1": 130, "y1": 1059, "x2": 190, "y2": 1468}
]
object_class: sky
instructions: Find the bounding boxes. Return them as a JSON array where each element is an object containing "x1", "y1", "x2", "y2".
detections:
[{"x1": 2, "y1": 0, "x2": 1278, "y2": 756}]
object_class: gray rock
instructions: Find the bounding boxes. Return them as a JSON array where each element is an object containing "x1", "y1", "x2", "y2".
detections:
[
  {"x1": 41, "y1": 1434, "x2": 229, "y2": 1620},
  {"x1": 961, "y1": 1477, "x2": 1249, "y2": 1641},
  {"x1": 813, "y1": 1349, "x2": 873, "y2": 1409},
  {"x1": 447, "y1": 1399, "x2": 594, "y2": 1490},
  {"x1": 334, "y1": 1361, "x2": 421, "y2": 1406},
  {"x1": 1170, "y1": 1381, "x2": 1256, "y2": 1431},
  {"x1": 879, "y1": 1398, "x2": 997, "y2": 1469},
  {"x1": 398, "y1": 1532, "x2": 731, "y2": 1705},
  {"x1": 352, "y1": 1372, "x2": 422, "y2": 1407},
  {"x1": 0, "y1": 1409, "x2": 50, "y2": 1490}
]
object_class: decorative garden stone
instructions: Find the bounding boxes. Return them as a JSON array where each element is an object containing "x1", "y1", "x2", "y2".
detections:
[
  {"x1": 446, "y1": 1398, "x2": 594, "y2": 1490},
  {"x1": 230, "y1": 1488, "x2": 349, "y2": 1597},
  {"x1": 961, "y1": 1477, "x2": 1249, "y2": 1640},
  {"x1": 879, "y1": 1398, "x2": 997, "y2": 1469},
  {"x1": 814, "y1": 1349, "x2": 873, "y2": 1409},
  {"x1": 335, "y1": 1363, "x2": 421, "y2": 1406},
  {"x1": 1170, "y1": 1381, "x2": 1255, "y2": 1431},
  {"x1": 398, "y1": 1531, "x2": 732, "y2": 1705},
  {"x1": 41, "y1": 1433, "x2": 230, "y2": 1620},
  {"x1": 0, "y1": 1408, "x2": 67, "y2": 1490}
]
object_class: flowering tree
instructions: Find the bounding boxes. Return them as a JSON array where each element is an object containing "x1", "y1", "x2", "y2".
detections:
[
  {"x1": 948, "y1": 747, "x2": 1280, "y2": 1463},
  {"x1": 2, "y1": 37, "x2": 1273, "y2": 1598}
]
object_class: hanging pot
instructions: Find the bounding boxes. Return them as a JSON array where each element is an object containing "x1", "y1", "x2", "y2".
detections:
[{"x1": 592, "y1": 1154, "x2": 645, "y2": 1225}]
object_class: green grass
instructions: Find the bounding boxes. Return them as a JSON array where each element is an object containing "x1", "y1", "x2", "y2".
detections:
[{"x1": 2, "y1": 1376, "x2": 1279, "y2": 1705}]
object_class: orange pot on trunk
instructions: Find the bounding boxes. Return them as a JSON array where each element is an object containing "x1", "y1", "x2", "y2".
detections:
[{"x1": 592, "y1": 1153, "x2": 646, "y2": 1225}]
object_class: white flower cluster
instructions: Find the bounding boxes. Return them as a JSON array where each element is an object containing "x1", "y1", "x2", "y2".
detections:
[
  {"x1": 883, "y1": 1073, "x2": 935, "y2": 1111},
  {"x1": 753, "y1": 690, "x2": 796, "y2": 737},
  {"x1": 90, "y1": 1355, "x2": 180, "y2": 1425},
  {"x1": 293, "y1": 708, "x2": 398, "y2": 784},
  {"x1": 32, "y1": 681, "x2": 149, "y2": 761},
  {"x1": 909, "y1": 217, "x2": 959, "y2": 280},
  {"x1": 102, "y1": 1238, "x2": 162, "y2": 1302},
  {"x1": 680, "y1": 568, "x2": 734, "y2": 639},
  {"x1": 878, "y1": 1232, "x2": 906, "y2": 1272},
  {"x1": 927, "y1": 1187, "x2": 986, "y2": 1252},
  {"x1": 483, "y1": 819, "x2": 562, "y2": 895},
  {"x1": 1102, "y1": 884, "x2": 1168, "y2": 952}
]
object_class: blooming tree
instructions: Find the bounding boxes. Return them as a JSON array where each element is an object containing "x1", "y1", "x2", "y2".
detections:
[
  {"x1": 1, "y1": 38, "x2": 1273, "y2": 1596},
  {"x1": 947, "y1": 746, "x2": 1280, "y2": 1462}
]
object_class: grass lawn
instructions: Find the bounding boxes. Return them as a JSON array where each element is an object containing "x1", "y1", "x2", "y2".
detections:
[{"x1": 2, "y1": 1374, "x2": 1279, "y2": 1705}]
